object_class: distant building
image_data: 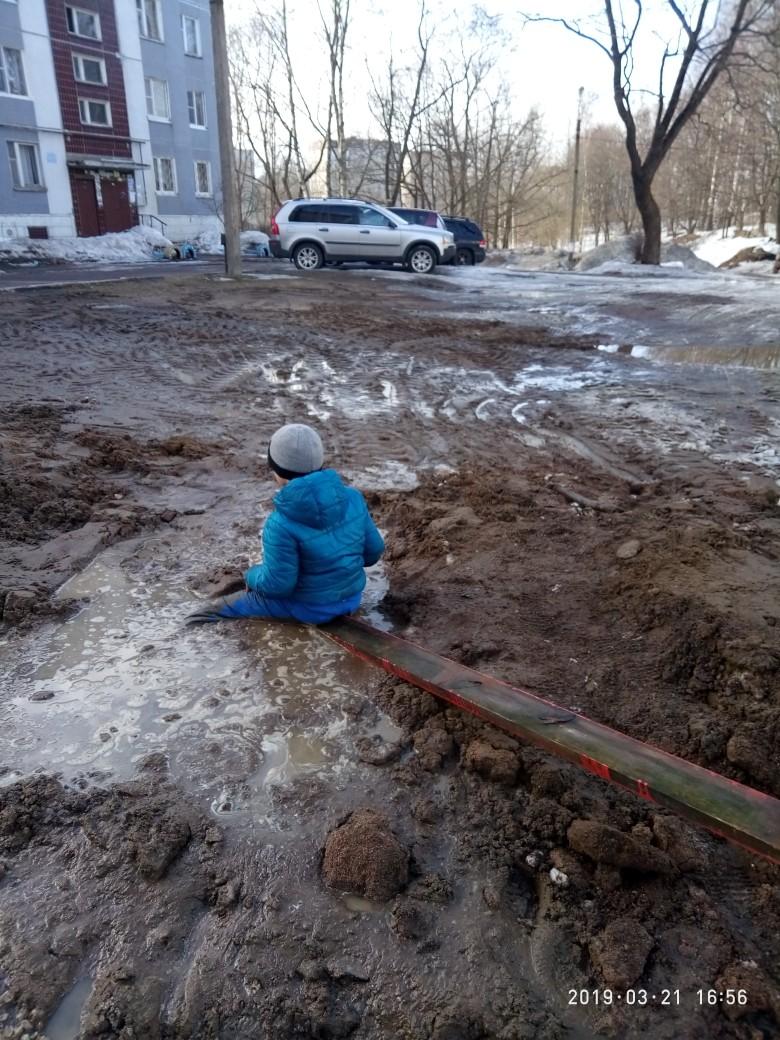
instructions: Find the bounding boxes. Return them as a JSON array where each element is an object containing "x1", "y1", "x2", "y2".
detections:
[
  {"x1": 0, "y1": 0, "x2": 222, "y2": 241},
  {"x1": 326, "y1": 137, "x2": 398, "y2": 203}
]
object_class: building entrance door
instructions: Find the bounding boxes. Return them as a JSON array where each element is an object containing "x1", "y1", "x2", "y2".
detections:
[
  {"x1": 72, "y1": 175, "x2": 100, "y2": 238},
  {"x1": 101, "y1": 176, "x2": 135, "y2": 233}
]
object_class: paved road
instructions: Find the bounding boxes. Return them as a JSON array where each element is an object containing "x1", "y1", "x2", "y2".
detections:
[{"x1": 0, "y1": 255, "x2": 275, "y2": 290}]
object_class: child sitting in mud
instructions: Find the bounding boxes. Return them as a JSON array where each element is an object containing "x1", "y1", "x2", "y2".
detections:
[{"x1": 187, "y1": 423, "x2": 384, "y2": 624}]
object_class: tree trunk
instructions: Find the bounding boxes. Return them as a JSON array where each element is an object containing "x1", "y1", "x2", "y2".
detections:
[{"x1": 634, "y1": 173, "x2": 662, "y2": 264}]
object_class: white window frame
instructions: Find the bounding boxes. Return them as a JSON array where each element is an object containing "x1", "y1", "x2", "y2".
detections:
[
  {"x1": 182, "y1": 15, "x2": 202, "y2": 57},
  {"x1": 72, "y1": 53, "x2": 107, "y2": 86},
  {"x1": 194, "y1": 160, "x2": 212, "y2": 197},
  {"x1": 65, "y1": 6, "x2": 102, "y2": 41},
  {"x1": 78, "y1": 97, "x2": 112, "y2": 127},
  {"x1": 187, "y1": 90, "x2": 207, "y2": 129},
  {"x1": 7, "y1": 141, "x2": 45, "y2": 190},
  {"x1": 0, "y1": 46, "x2": 27, "y2": 97},
  {"x1": 136, "y1": 0, "x2": 164, "y2": 42},
  {"x1": 153, "y1": 156, "x2": 177, "y2": 195},
  {"x1": 144, "y1": 76, "x2": 170, "y2": 121}
]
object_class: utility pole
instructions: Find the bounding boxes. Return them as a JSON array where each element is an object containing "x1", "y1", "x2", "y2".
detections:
[
  {"x1": 569, "y1": 86, "x2": 584, "y2": 264},
  {"x1": 210, "y1": 0, "x2": 241, "y2": 277}
]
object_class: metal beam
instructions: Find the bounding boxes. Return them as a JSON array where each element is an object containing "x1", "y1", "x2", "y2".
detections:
[{"x1": 321, "y1": 617, "x2": 780, "y2": 864}]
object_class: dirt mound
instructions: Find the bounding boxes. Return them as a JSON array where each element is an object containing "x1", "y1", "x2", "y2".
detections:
[
  {"x1": 377, "y1": 461, "x2": 780, "y2": 796},
  {"x1": 322, "y1": 808, "x2": 409, "y2": 901},
  {"x1": 75, "y1": 429, "x2": 219, "y2": 473}
]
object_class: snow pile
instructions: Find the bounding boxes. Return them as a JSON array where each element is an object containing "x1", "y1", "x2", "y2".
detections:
[
  {"x1": 578, "y1": 234, "x2": 641, "y2": 271},
  {"x1": 192, "y1": 226, "x2": 223, "y2": 254},
  {"x1": 241, "y1": 229, "x2": 269, "y2": 253},
  {"x1": 690, "y1": 229, "x2": 778, "y2": 269},
  {"x1": 485, "y1": 247, "x2": 571, "y2": 271},
  {"x1": 0, "y1": 225, "x2": 173, "y2": 264},
  {"x1": 194, "y1": 228, "x2": 270, "y2": 255},
  {"x1": 578, "y1": 234, "x2": 715, "y2": 274}
]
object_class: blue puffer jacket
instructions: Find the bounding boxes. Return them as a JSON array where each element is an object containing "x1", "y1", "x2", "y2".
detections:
[{"x1": 244, "y1": 470, "x2": 385, "y2": 604}]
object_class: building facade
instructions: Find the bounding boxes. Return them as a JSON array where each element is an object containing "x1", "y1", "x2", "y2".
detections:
[{"x1": 0, "y1": 0, "x2": 221, "y2": 241}]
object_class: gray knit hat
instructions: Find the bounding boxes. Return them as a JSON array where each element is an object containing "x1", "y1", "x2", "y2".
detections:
[{"x1": 268, "y1": 423, "x2": 324, "y2": 479}]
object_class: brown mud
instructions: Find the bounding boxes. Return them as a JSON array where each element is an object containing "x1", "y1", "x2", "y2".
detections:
[{"x1": 0, "y1": 271, "x2": 778, "y2": 1039}]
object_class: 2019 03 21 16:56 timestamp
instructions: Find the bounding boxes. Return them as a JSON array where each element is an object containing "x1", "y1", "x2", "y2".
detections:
[{"x1": 567, "y1": 989, "x2": 749, "y2": 1007}]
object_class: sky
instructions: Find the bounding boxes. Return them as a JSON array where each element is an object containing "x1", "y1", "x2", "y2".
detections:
[{"x1": 225, "y1": 0, "x2": 691, "y2": 149}]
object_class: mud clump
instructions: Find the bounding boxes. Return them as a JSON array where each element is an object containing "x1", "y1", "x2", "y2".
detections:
[
  {"x1": 412, "y1": 719, "x2": 455, "y2": 770},
  {"x1": 714, "y1": 962, "x2": 778, "y2": 1022},
  {"x1": 0, "y1": 468, "x2": 112, "y2": 544},
  {"x1": 463, "y1": 739, "x2": 519, "y2": 785},
  {"x1": 0, "y1": 776, "x2": 84, "y2": 853},
  {"x1": 567, "y1": 819, "x2": 674, "y2": 874},
  {"x1": 322, "y1": 808, "x2": 408, "y2": 901},
  {"x1": 589, "y1": 917, "x2": 653, "y2": 988}
]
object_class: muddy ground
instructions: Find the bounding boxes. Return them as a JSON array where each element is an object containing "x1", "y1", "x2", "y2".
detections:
[{"x1": 0, "y1": 269, "x2": 779, "y2": 1040}]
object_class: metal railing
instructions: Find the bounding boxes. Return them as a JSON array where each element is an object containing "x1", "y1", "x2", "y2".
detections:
[{"x1": 140, "y1": 213, "x2": 168, "y2": 236}]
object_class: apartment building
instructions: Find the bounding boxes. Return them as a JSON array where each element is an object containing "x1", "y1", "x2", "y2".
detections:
[{"x1": 0, "y1": 0, "x2": 221, "y2": 241}]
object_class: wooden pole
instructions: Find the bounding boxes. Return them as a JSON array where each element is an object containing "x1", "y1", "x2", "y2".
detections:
[
  {"x1": 569, "y1": 86, "x2": 584, "y2": 261},
  {"x1": 210, "y1": 0, "x2": 241, "y2": 277}
]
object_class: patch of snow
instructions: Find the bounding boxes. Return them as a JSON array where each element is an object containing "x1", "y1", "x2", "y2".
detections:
[
  {"x1": 691, "y1": 229, "x2": 778, "y2": 268},
  {"x1": 514, "y1": 363, "x2": 604, "y2": 393},
  {"x1": 346, "y1": 461, "x2": 419, "y2": 491},
  {"x1": 484, "y1": 247, "x2": 571, "y2": 272},
  {"x1": 0, "y1": 225, "x2": 174, "y2": 264},
  {"x1": 194, "y1": 228, "x2": 270, "y2": 256}
]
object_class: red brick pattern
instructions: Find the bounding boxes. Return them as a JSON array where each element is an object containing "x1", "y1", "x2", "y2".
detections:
[{"x1": 44, "y1": 0, "x2": 132, "y2": 159}]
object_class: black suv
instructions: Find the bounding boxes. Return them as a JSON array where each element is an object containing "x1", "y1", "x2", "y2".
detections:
[{"x1": 442, "y1": 216, "x2": 486, "y2": 265}]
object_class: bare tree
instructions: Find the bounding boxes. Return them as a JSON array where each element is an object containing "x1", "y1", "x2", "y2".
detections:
[
  {"x1": 230, "y1": 1, "x2": 329, "y2": 214},
  {"x1": 320, "y1": 0, "x2": 352, "y2": 195},
  {"x1": 527, "y1": 1, "x2": 773, "y2": 262}
]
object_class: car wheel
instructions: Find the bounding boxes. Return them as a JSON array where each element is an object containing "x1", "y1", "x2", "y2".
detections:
[
  {"x1": 456, "y1": 247, "x2": 475, "y2": 266},
  {"x1": 293, "y1": 243, "x2": 324, "y2": 271},
  {"x1": 406, "y1": 245, "x2": 436, "y2": 274}
]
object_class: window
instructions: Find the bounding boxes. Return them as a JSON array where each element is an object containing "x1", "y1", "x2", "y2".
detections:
[
  {"x1": 359, "y1": 206, "x2": 393, "y2": 228},
  {"x1": 187, "y1": 90, "x2": 206, "y2": 128},
  {"x1": 290, "y1": 205, "x2": 330, "y2": 224},
  {"x1": 182, "y1": 15, "x2": 201, "y2": 57},
  {"x1": 328, "y1": 204, "x2": 361, "y2": 225},
  {"x1": 145, "y1": 77, "x2": 170, "y2": 120},
  {"x1": 78, "y1": 97, "x2": 111, "y2": 126},
  {"x1": 136, "y1": 0, "x2": 163, "y2": 42},
  {"x1": 65, "y1": 6, "x2": 101, "y2": 40},
  {"x1": 0, "y1": 47, "x2": 26, "y2": 96},
  {"x1": 153, "y1": 156, "x2": 177, "y2": 194},
  {"x1": 194, "y1": 160, "x2": 212, "y2": 197},
  {"x1": 72, "y1": 53, "x2": 106, "y2": 86},
  {"x1": 7, "y1": 142, "x2": 44, "y2": 190}
]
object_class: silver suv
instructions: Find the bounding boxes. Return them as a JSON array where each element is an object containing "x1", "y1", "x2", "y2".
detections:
[{"x1": 269, "y1": 198, "x2": 455, "y2": 274}]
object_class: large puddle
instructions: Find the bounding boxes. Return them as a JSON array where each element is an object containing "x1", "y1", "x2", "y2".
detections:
[{"x1": 1, "y1": 520, "x2": 397, "y2": 831}]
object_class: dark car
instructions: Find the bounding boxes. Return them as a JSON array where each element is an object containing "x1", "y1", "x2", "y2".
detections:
[
  {"x1": 442, "y1": 216, "x2": 486, "y2": 265},
  {"x1": 388, "y1": 207, "x2": 447, "y2": 230}
]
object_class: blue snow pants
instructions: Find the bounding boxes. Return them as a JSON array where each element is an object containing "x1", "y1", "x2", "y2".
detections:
[{"x1": 187, "y1": 588, "x2": 362, "y2": 625}]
